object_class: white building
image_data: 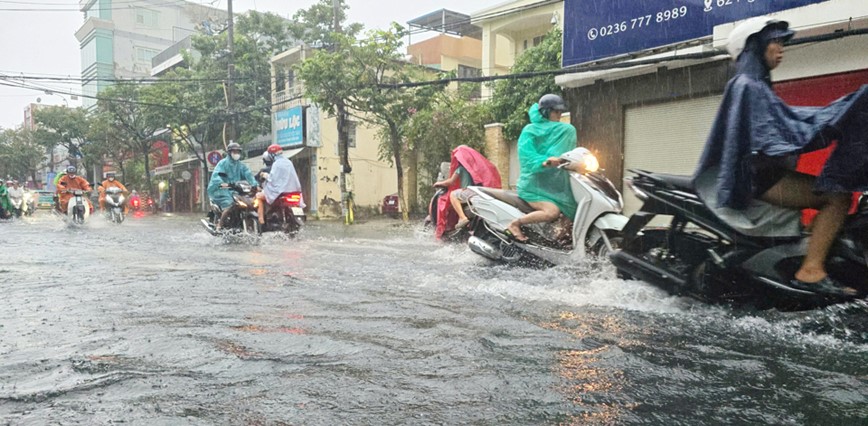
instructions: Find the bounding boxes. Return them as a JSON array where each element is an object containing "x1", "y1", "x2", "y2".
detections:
[{"x1": 75, "y1": 0, "x2": 226, "y2": 109}]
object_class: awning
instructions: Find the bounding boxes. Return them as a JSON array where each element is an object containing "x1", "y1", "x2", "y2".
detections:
[{"x1": 556, "y1": 54, "x2": 729, "y2": 89}]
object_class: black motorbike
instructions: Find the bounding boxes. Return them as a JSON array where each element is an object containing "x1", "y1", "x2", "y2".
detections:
[
  {"x1": 610, "y1": 168, "x2": 868, "y2": 311},
  {"x1": 200, "y1": 178, "x2": 260, "y2": 236},
  {"x1": 260, "y1": 191, "x2": 305, "y2": 235}
]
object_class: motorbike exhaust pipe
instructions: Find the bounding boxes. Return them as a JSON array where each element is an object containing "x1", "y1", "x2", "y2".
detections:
[{"x1": 468, "y1": 236, "x2": 501, "y2": 261}]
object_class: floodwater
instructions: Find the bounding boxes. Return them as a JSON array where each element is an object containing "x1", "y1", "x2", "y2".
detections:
[{"x1": 1, "y1": 212, "x2": 866, "y2": 425}]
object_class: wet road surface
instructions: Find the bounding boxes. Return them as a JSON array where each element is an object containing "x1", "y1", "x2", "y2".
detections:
[{"x1": 1, "y1": 212, "x2": 866, "y2": 424}]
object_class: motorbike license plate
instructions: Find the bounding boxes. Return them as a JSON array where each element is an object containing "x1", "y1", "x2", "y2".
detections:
[
  {"x1": 388, "y1": 200, "x2": 396, "y2": 205},
  {"x1": 291, "y1": 207, "x2": 304, "y2": 216}
]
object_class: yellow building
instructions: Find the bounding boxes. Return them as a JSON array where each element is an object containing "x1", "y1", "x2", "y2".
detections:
[{"x1": 269, "y1": 45, "x2": 398, "y2": 219}]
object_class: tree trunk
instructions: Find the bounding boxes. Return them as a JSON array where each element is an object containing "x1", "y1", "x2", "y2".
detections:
[
  {"x1": 143, "y1": 147, "x2": 153, "y2": 197},
  {"x1": 389, "y1": 123, "x2": 407, "y2": 222}
]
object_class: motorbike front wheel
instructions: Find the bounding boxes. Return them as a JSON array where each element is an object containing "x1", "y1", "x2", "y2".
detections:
[{"x1": 242, "y1": 216, "x2": 260, "y2": 235}]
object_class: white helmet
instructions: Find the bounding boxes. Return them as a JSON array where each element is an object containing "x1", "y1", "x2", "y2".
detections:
[{"x1": 726, "y1": 17, "x2": 794, "y2": 59}]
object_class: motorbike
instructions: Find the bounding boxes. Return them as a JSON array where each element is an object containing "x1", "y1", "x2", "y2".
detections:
[
  {"x1": 463, "y1": 148, "x2": 628, "y2": 266},
  {"x1": 258, "y1": 191, "x2": 305, "y2": 235},
  {"x1": 609, "y1": 167, "x2": 868, "y2": 310},
  {"x1": 61, "y1": 189, "x2": 92, "y2": 224},
  {"x1": 23, "y1": 190, "x2": 35, "y2": 216},
  {"x1": 104, "y1": 187, "x2": 126, "y2": 224},
  {"x1": 200, "y1": 177, "x2": 260, "y2": 236},
  {"x1": 8, "y1": 191, "x2": 25, "y2": 217}
]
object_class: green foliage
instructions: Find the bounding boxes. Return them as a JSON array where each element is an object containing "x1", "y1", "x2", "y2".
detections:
[
  {"x1": 0, "y1": 128, "x2": 45, "y2": 183},
  {"x1": 32, "y1": 106, "x2": 90, "y2": 165},
  {"x1": 406, "y1": 91, "x2": 492, "y2": 205},
  {"x1": 191, "y1": 11, "x2": 297, "y2": 143},
  {"x1": 287, "y1": 0, "x2": 362, "y2": 49},
  {"x1": 489, "y1": 27, "x2": 563, "y2": 142}
]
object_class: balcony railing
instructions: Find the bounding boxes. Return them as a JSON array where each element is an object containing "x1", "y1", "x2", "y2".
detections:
[
  {"x1": 152, "y1": 36, "x2": 193, "y2": 69},
  {"x1": 273, "y1": 85, "x2": 305, "y2": 110}
]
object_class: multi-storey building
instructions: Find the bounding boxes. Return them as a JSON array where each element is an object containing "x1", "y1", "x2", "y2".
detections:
[{"x1": 75, "y1": 0, "x2": 226, "y2": 109}]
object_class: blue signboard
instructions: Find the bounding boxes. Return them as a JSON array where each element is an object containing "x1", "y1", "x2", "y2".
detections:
[
  {"x1": 274, "y1": 106, "x2": 304, "y2": 148},
  {"x1": 563, "y1": 0, "x2": 830, "y2": 67}
]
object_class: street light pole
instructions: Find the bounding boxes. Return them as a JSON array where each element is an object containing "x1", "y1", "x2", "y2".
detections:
[{"x1": 223, "y1": 0, "x2": 235, "y2": 149}]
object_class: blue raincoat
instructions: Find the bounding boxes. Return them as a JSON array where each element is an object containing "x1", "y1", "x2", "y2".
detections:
[
  {"x1": 517, "y1": 103, "x2": 578, "y2": 219},
  {"x1": 694, "y1": 34, "x2": 868, "y2": 209},
  {"x1": 263, "y1": 156, "x2": 304, "y2": 207},
  {"x1": 207, "y1": 157, "x2": 257, "y2": 209}
]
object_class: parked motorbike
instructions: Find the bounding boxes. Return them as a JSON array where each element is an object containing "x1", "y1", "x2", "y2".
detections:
[
  {"x1": 609, "y1": 168, "x2": 868, "y2": 310},
  {"x1": 61, "y1": 189, "x2": 92, "y2": 224},
  {"x1": 464, "y1": 148, "x2": 628, "y2": 266},
  {"x1": 200, "y1": 178, "x2": 260, "y2": 236},
  {"x1": 259, "y1": 191, "x2": 305, "y2": 235},
  {"x1": 104, "y1": 187, "x2": 126, "y2": 224}
]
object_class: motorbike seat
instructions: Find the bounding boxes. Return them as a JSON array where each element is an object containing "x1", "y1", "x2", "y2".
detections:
[
  {"x1": 477, "y1": 188, "x2": 535, "y2": 214},
  {"x1": 648, "y1": 172, "x2": 695, "y2": 191}
]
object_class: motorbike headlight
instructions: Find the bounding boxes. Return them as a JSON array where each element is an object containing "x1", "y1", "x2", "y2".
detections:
[
  {"x1": 582, "y1": 153, "x2": 600, "y2": 173},
  {"x1": 237, "y1": 201, "x2": 248, "y2": 208}
]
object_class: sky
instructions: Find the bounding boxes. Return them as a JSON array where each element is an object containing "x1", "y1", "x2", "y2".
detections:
[{"x1": 0, "y1": 0, "x2": 500, "y2": 129}]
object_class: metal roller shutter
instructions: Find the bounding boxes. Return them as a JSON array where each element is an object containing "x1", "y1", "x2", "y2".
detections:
[{"x1": 622, "y1": 95, "x2": 723, "y2": 215}]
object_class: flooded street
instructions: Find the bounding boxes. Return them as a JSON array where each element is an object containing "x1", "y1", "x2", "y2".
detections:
[{"x1": 1, "y1": 213, "x2": 866, "y2": 425}]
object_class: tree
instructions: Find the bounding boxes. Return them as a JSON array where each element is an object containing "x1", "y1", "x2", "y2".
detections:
[
  {"x1": 406, "y1": 89, "x2": 493, "y2": 209},
  {"x1": 297, "y1": 25, "x2": 443, "y2": 221},
  {"x1": 489, "y1": 28, "x2": 564, "y2": 142},
  {"x1": 190, "y1": 11, "x2": 297, "y2": 145},
  {"x1": 84, "y1": 112, "x2": 137, "y2": 183},
  {"x1": 287, "y1": 0, "x2": 362, "y2": 49},
  {"x1": 96, "y1": 84, "x2": 168, "y2": 196},
  {"x1": 32, "y1": 106, "x2": 89, "y2": 172},
  {"x1": 0, "y1": 128, "x2": 45, "y2": 187}
]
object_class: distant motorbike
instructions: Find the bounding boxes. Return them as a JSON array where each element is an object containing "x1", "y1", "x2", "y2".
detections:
[
  {"x1": 609, "y1": 168, "x2": 868, "y2": 310},
  {"x1": 200, "y1": 177, "x2": 260, "y2": 236},
  {"x1": 23, "y1": 191, "x2": 35, "y2": 216},
  {"x1": 464, "y1": 148, "x2": 628, "y2": 266},
  {"x1": 259, "y1": 191, "x2": 305, "y2": 235},
  {"x1": 8, "y1": 192, "x2": 24, "y2": 217},
  {"x1": 62, "y1": 189, "x2": 92, "y2": 224},
  {"x1": 104, "y1": 187, "x2": 126, "y2": 224}
]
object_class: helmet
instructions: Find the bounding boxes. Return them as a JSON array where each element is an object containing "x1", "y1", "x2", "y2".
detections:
[
  {"x1": 66, "y1": 165, "x2": 77, "y2": 174},
  {"x1": 538, "y1": 94, "x2": 568, "y2": 116},
  {"x1": 727, "y1": 17, "x2": 794, "y2": 59},
  {"x1": 105, "y1": 172, "x2": 116, "y2": 179},
  {"x1": 262, "y1": 152, "x2": 274, "y2": 165},
  {"x1": 226, "y1": 142, "x2": 242, "y2": 153},
  {"x1": 266, "y1": 144, "x2": 283, "y2": 155}
]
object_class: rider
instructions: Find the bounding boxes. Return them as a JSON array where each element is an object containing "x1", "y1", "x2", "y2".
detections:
[
  {"x1": 255, "y1": 144, "x2": 304, "y2": 225},
  {"x1": 56, "y1": 165, "x2": 92, "y2": 213},
  {"x1": 694, "y1": 17, "x2": 868, "y2": 296},
  {"x1": 506, "y1": 94, "x2": 585, "y2": 242},
  {"x1": 7, "y1": 180, "x2": 23, "y2": 213},
  {"x1": 432, "y1": 145, "x2": 502, "y2": 239},
  {"x1": 207, "y1": 142, "x2": 257, "y2": 230},
  {"x1": 0, "y1": 180, "x2": 11, "y2": 218},
  {"x1": 98, "y1": 172, "x2": 129, "y2": 213}
]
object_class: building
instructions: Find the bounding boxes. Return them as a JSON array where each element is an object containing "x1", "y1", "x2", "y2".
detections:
[
  {"x1": 552, "y1": 0, "x2": 868, "y2": 214},
  {"x1": 471, "y1": 0, "x2": 564, "y2": 99},
  {"x1": 407, "y1": 9, "x2": 483, "y2": 96},
  {"x1": 75, "y1": 0, "x2": 226, "y2": 109},
  {"x1": 268, "y1": 45, "x2": 400, "y2": 219}
]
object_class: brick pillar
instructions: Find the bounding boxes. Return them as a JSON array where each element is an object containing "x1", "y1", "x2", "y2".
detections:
[{"x1": 484, "y1": 123, "x2": 509, "y2": 188}]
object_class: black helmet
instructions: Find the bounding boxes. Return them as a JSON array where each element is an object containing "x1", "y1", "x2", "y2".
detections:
[
  {"x1": 66, "y1": 165, "x2": 77, "y2": 174},
  {"x1": 538, "y1": 94, "x2": 568, "y2": 117},
  {"x1": 106, "y1": 172, "x2": 116, "y2": 179},
  {"x1": 226, "y1": 142, "x2": 242, "y2": 153},
  {"x1": 262, "y1": 152, "x2": 274, "y2": 166}
]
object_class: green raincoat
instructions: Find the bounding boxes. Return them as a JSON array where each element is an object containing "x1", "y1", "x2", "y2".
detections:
[
  {"x1": 0, "y1": 183, "x2": 12, "y2": 215},
  {"x1": 516, "y1": 103, "x2": 578, "y2": 219}
]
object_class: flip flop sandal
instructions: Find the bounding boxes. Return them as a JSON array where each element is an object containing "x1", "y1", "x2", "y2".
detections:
[
  {"x1": 503, "y1": 228, "x2": 529, "y2": 242},
  {"x1": 789, "y1": 276, "x2": 857, "y2": 297},
  {"x1": 454, "y1": 219, "x2": 470, "y2": 230}
]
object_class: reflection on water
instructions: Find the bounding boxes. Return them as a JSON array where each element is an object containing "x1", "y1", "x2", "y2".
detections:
[{"x1": 0, "y1": 214, "x2": 865, "y2": 424}]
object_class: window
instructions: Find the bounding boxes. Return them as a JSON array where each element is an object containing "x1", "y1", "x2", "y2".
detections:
[
  {"x1": 135, "y1": 47, "x2": 159, "y2": 63},
  {"x1": 135, "y1": 8, "x2": 159, "y2": 27},
  {"x1": 533, "y1": 35, "x2": 544, "y2": 47},
  {"x1": 457, "y1": 65, "x2": 482, "y2": 99}
]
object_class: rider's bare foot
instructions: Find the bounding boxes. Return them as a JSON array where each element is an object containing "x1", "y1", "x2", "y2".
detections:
[{"x1": 506, "y1": 220, "x2": 528, "y2": 242}]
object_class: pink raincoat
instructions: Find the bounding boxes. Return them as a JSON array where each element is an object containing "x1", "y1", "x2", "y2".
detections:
[{"x1": 435, "y1": 145, "x2": 502, "y2": 239}]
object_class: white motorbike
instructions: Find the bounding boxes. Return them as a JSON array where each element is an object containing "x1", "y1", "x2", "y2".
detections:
[
  {"x1": 104, "y1": 187, "x2": 126, "y2": 224},
  {"x1": 464, "y1": 148, "x2": 628, "y2": 266},
  {"x1": 22, "y1": 190, "x2": 35, "y2": 216},
  {"x1": 8, "y1": 191, "x2": 25, "y2": 217},
  {"x1": 64, "y1": 189, "x2": 91, "y2": 224}
]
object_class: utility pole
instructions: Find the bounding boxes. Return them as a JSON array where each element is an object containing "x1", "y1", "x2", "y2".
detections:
[
  {"x1": 333, "y1": 0, "x2": 353, "y2": 224},
  {"x1": 223, "y1": 0, "x2": 235, "y2": 149}
]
